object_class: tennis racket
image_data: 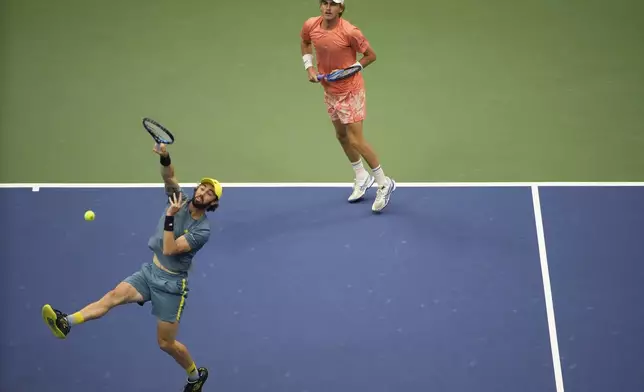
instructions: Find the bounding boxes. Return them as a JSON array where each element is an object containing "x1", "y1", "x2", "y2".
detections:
[
  {"x1": 143, "y1": 117, "x2": 175, "y2": 145},
  {"x1": 317, "y1": 64, "x2": 363, "y2": 82}
]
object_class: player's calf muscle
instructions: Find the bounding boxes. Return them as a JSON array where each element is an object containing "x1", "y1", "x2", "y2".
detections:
[
  {"x1": 344, "y1": 124, "x2": 366, "y2": 152},
  {"x1": 157, "y1": 321, "x2": 194, "y2": 369},
  {"x1": 335, "y1": 132, "x2": 361, "y2": 162},
  {"x1": 346, "y1": 125, "x2": 380, "y2": 168}
]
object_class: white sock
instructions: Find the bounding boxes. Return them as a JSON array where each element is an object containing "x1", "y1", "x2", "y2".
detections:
[
  {"x1": 351, "y1": 160, "x2": 368, "y2": 182},
  {"x1": 187, "y1": 363, "x2": 200, "y2": 382},
  {"x1": 371, "y1": 165, "x2": 388, "y2": 187}
]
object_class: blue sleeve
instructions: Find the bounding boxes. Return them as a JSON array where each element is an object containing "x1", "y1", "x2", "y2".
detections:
[{"x1": 185, "y1": 223, "x2": 210, "y2": 251}]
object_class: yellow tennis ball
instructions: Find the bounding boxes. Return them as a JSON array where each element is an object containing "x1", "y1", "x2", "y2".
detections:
[{"x1": 84, "y1": 210, "x2": 95, "y2": 221}]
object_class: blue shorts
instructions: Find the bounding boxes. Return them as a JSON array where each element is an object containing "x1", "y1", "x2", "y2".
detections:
[{"x1": 123, "y1": 262, "x2": 189, "y2": 323}]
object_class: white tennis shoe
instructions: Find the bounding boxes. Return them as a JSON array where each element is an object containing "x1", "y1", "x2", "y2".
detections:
[
  {"x1": 348, "y1": 175, "x2": 375, "y2": 202},
  {"x1": 372, "y1": 177, "x2": 396, "y2": 212}
]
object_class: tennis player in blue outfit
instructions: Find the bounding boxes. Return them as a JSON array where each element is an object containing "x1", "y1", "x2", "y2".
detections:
[{"x1": 41, "y1": 143, "x2": 222, "y2": 392}]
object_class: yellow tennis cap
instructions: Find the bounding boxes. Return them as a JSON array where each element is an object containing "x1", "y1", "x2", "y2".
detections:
[{"x1": 200, "y1": 177, "x2": 223, "y2": 199}]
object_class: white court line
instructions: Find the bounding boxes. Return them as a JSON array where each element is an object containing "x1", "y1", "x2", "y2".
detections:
[
  {"x1": 531, "y1": 185, "x2": 565, "y2": 392},
  {"x1": 0, "y1": 181, "x2": 643, "y2": 189}
]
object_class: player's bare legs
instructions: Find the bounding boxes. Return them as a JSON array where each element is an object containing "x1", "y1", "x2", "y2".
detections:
[
  {"x1": 333, "y1": 119, "x2": 375, "y2": 202},
  {"x1": 158, "y1": 320, "x2": 209, "y2": 391},
  {"x1": 157, "y1": 320, "x2": 195, "y2": 370},
  {"x1": 344, "y1": 120, "x2": 381, "y2": 168},
  {"x1": 344, "y1": 120, "x2": 396, "y2": 212},
  {"x1": 41, "y1": 282, "x2": 143, "y2": 339},
  {"x1": 333, "y1": 119, "x2": 362, "y2": 162},
  {"x1": 75, "y1": 282, "x2": 143, "y2": 321}
]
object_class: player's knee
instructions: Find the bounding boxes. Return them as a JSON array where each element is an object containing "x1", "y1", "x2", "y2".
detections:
[
  {"x1": 157, "y1": 336, "x2": 175, "y2": 353},
  {"x1": 335, "y1": 130, "x2": 349, "y2": 144},
  {"x1": 101, "y1": 284, "x2": 136, "y2": 309},
  {"x1": 347, "y1": 133, "x2": 363, "y2": 150}
]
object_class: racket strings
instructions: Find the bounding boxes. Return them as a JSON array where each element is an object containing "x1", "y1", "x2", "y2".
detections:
[
  {"x1": 151, "y1": 127, "x2": 171, "y2": 139},
  {"x1": 144, "y1": 120, "x2": 171, "y2": 139}
]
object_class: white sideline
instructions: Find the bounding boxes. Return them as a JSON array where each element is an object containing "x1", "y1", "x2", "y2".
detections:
[{"x1": 531, "y1": 185, "x2": 565, "y2": 392}]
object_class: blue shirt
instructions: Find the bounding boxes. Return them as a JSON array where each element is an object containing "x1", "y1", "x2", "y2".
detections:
[{"x1": 147, "y1": 188, "x2": 211, "y2": 275}]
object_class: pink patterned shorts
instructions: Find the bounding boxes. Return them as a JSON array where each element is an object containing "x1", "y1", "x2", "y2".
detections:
[{"x1": 324, "y1": 89, "x2": 366, "y2": 124}]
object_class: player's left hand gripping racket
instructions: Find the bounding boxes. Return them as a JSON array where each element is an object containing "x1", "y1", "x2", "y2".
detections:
[
  {"x1": 317, "y1": 64, "x2": 363, "y2": 82},
  {"x1": 143, "y1": 117, "x2": 175, "y2": 145}
]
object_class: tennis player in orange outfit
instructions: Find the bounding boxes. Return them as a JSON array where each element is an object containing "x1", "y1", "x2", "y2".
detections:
[{"x1": 300, "y1": 0, "x2": 396, "y2": 212}]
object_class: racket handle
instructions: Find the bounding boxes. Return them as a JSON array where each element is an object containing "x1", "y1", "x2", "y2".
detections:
[{"x1": 317, "y1": 74, "x2": 325, "y2": 81}]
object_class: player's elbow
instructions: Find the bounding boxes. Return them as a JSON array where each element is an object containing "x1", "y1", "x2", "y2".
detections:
[{"x1": 362, "y1": 48, "x2": 376, "y2": 63}]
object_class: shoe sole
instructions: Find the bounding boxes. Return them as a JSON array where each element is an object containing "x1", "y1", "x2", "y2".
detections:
[{"x1": 42, "y1": 304, "x2": 66, "y2": 339}]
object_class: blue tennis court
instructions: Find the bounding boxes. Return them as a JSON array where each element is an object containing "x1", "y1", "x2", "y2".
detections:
[{"x1": 1, "y1": 183, "x2": 643, "y2": 392}]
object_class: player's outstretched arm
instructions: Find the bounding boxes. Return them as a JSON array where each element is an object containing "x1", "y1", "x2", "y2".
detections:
[{"x1": 152, "y1": 143, "x2": 180, "y2": 197}]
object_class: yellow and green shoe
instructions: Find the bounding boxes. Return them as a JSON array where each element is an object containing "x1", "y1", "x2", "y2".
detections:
[{"x1": 42, "y1": 304, "x2": 70, "y2": 339}]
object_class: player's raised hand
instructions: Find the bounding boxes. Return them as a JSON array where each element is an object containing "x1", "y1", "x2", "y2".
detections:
[
  {"x1": 153, "y1": 143, "x2": 169, "y2": 157},
  {"x1": 166, "y1": 192, "x2": 185, "y2": 216}
]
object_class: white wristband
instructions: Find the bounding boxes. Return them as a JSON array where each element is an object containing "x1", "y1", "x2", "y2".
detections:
[{"x1": 302, "y1": 54, "x2": 313, "y2": 70}]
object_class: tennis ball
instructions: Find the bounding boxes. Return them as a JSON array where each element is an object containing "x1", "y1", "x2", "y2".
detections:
[{"x1": 84, "y1": 210, "x2": 95, "y2": 221}]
